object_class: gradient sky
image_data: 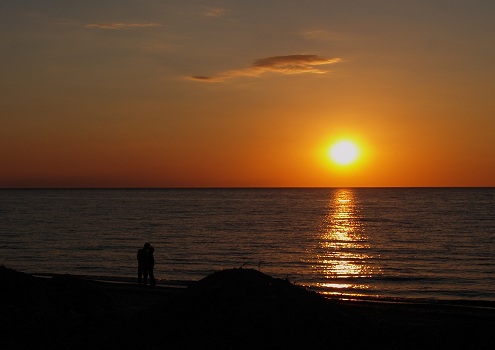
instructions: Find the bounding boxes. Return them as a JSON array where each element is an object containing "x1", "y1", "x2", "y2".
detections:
[{"x1": 2, "y1": 0, "x2": 494, "y2": 187}]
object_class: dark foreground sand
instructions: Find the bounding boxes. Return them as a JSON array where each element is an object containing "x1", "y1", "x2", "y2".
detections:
[{"x1": 1, "y1": 266, "x2": 494, "y2": 349}]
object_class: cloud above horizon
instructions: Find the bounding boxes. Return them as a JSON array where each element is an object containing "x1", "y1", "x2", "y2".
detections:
[
  {"x1": 189, "y1": 54, "x2": 341, "y2": 82},
  {"x1": 300, "y1": 29, "x2": 348, "y2": 41},
  {"x1": 86, "y1": 22, "x2": 162, "y2": 30},
  {"x1": 204, "y1": 8, "x2": 227, "y2": 18}
]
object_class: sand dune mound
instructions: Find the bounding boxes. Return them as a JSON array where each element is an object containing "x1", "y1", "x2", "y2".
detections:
[
  {"x1": 0, "y1": 265, "x2": 113, "y2": 312},
  {"x1": 190, "y1": 268, "x2": 316, "y2": 300},
  {"x1": 1, "y1": 265, "x2": 52, "y2": 307},
  {"x1": 184, "y1": 267, "x2": 344, "y2": 324},
  {"x1": 148, "y1": 268, "x2": 358, "y2": 348}
]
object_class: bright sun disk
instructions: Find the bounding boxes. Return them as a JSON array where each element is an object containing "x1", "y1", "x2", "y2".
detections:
[{"x1": 329, "y1": 141, "x2": 359, "y2": 165}]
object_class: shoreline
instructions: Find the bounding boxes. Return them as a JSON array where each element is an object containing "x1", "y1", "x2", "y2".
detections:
[{"x1": 31, "y1": 271, "x2": 495, "y2": 310}]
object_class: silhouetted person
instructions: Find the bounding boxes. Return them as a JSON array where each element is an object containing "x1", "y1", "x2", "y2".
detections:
[
  {"x1": 149, "y1": 246, "x2": 156, "y2": 287},
  {"x1": 137, "y1": 243, "x2": 150, "y2": 286}
]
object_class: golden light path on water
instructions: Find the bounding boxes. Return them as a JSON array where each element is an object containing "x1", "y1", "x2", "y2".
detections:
[{"x1": 314, "y1": 189, "x2": 381, "y2": 296}]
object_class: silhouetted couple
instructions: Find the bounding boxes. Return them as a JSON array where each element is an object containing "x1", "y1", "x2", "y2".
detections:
[{"x1": 137, "y1": 243, "x2": 156, "y2": 287}]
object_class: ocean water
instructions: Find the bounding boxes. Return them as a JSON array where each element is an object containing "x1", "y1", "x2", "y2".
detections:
[{"x1": 1, "y1": 188, "x2": 494, "y2": 302}]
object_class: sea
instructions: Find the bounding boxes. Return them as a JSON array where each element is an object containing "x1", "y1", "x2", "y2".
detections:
[{"x1": 1, "y1": 188, "x2": 494, "y2": 302}]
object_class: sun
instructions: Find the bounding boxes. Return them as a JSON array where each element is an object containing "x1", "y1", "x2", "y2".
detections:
[{"x1": 329, "y1": 140, "x2": 359, "y2": 165}]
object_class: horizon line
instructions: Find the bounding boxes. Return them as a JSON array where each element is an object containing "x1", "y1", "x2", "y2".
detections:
[{"x1": 1, "y1": 186, "x2": 493, "y2": 190}]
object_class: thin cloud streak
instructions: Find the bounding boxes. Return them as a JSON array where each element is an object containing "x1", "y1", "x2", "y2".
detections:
[
  {"x1": 204, "y1": 8, "x2": 227, "y2": 18},
  {"x1": 86, "y1": 22, "x2": 162, "y2": 30},
  {"x1": 300, "y1": 29, "x2": 348, "y2": 41},
  {"x1": 190, "y1": 54, "x2": 341, "y2": 82}
]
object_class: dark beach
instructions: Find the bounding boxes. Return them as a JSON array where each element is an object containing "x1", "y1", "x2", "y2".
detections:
[{"x1": 2, "y1": 266, "x2": 494, "y2": 349}]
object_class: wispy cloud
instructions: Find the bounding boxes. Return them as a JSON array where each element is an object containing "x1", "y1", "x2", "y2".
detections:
[
  {"x1": 300, "y1": 29, "x2": 348, "y2": 42},
  {"x1": 189, "y1": 54, "x2": 341, "y2": 82},
  {"x1": 86, "y1": 22, "x2": 162, "y2": 30},
  {"x1": 204, "y1": 8, "x2": 227, "y2": 18}
]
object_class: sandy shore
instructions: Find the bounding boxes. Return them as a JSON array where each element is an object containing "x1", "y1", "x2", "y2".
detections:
[{"x1": 2, "y1": 266, "x2": 494, "y2": 349}]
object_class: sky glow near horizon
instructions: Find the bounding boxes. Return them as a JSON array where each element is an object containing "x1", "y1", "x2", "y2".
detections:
[{"x1": 1, "y1": 0, "x2": 494, "y2": 187}]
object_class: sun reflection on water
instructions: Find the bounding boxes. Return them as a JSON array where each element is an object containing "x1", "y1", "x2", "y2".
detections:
[{"x1": 313, "y1": 189, "x2": 380, "y2": 294}]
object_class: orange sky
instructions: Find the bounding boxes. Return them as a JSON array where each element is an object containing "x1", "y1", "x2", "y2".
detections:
[{"x1": 1, "y1": 1, "x2": 494, "y2": 187}]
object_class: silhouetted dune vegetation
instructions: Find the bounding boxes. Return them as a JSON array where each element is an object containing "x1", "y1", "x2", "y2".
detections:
[{"x1": 1, "y1": 266, "x2": 494, "y2": 349}]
